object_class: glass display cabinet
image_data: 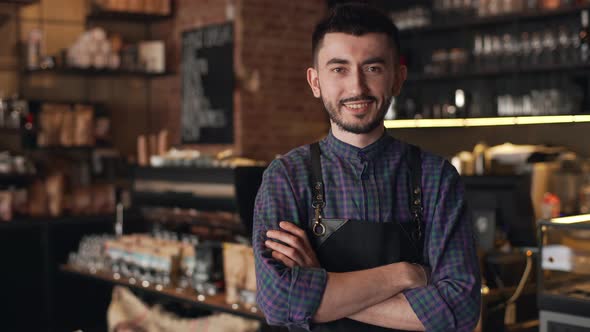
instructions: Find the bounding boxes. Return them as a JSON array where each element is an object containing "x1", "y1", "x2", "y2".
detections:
[{"x1": 538, "y1": 216, "x2": 590, "y2": 332}]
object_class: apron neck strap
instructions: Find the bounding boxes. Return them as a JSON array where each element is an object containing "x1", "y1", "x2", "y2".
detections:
[
  {"x1": 309, "y1": 141, "x2": 425, "y2": 252},
  {"x1": 407, "y1": 144, "x2": 424, "y2": 251},
  {"x1": 310, "y1": 142, "x2": 325, "y2": 208},
  {"x1": 310, "y1": 142, "x2": 326, "y2": 236}
]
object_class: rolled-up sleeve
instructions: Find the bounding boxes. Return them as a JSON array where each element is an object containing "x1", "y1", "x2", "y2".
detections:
[
  {"x1": 404, "y1": 162, "x2": 481, "y2": 332},
  {"x1": 253, "y1": 159, "x2": 327, "y2": 330}
]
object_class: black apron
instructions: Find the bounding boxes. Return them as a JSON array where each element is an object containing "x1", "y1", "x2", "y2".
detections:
[{"x1": 292, "y1": 142, "x2": 425, "y2": 332}]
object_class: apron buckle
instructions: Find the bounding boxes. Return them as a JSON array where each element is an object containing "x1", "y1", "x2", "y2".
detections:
[{"x1": 312, "y1": 220, "x2": 326, "y2": 236}]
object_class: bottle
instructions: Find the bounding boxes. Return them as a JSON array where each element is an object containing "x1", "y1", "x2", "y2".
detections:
[
  {"x1": 0, "y1": 92, "x2": 5, "y2": 128},
  {"x1": 580, "y1": 173, "x2": 590, "y2": 214},
  {"x1": 473, "y1": 34, "x2": 484, "y2": 71},
  {"x1": 580, "y1": 10, "x2": 589, "y2": 62},
  {"x1": 557, "y1": 25, "x2": 572, "y2": 64},
  {"x1": 27, "y1": 29, "x2": 42, "y2": 70}
]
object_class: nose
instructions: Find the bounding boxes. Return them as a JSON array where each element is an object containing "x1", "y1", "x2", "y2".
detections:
[{"x1": 348, "y1": 67, "x2": 369, "y2": 96}]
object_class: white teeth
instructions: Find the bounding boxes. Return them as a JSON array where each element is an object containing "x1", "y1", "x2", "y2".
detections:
[{"x1": 345, "y1": 103, "x2": 370, "y2": 109}]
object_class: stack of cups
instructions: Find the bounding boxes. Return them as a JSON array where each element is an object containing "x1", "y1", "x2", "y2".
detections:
[{"x1": 67, "y1": 27, "x2": 121, "y2": 70}]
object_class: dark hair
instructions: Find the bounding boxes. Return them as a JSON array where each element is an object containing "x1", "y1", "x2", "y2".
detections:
[{"x1": 312, "y1": 3, "x2": 401, "y2": 65}]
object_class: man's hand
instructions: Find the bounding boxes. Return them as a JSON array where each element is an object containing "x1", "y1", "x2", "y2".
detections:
[
  {"x1": 264, "y1": 222, "x2": 430, "y2": 327},
  {"x1": 265, "y1": 221, "x2": 321, "y2": 268},
  {"x1": 265, "y1": 222, "x2": 430, "y2": 287}
]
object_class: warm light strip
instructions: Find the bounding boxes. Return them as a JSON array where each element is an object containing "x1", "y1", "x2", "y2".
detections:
[
  {"x1": 464, "y1": 117, "x2": 516, "y2": 126},
  {"x1": 385, "y1": 115, "x2": 590, "y2": 128},
  {"x1": 411, "y1": 119, "x2": 465, "y2": 127},
  {"x1": 516, "y1": 115, "x2": 574, "y2": 125},
  {"x1": 383, "y1": 119, "x2": 421, "y2": 128},
  {"x1": 383, "y1": 119, "x2": 466, "y2": 128},
  {"x1": 550, "y1": 214, "x2": 590, "y2": 224}
]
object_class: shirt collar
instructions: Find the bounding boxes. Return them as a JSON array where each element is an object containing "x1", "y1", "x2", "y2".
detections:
[{"x1": 322, "y1": 129, "x2": 393, "y2": 161}]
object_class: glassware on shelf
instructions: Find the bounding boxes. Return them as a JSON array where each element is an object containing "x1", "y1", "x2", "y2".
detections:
[
  {"x1": 530, "y1": 31, "x2": 544, "y2": 65},
  {"x1": 538, "y1": 29, "x2": 556, "y2": 65},
  {"x1": 558, "y1": 25, "x2": 574, "y2": 63},
  {"x1": 491, "y1": 35, "x2": 503, "y2": 70},
  {"x1": 497, "y1": 88, "x2": 579, "y2": 116},
  {"x1": 473, "y1": 34, "x2": 485, "y2": 71},
  {"x1": 502, "y1": 33, "x2": 519, "y2": 68},
  {"x1": 580, "y1": 10, "x2": 590, "y2": 63},
  {"x1": 391, "y1": 6, "x2": 431, "y2": 30}
]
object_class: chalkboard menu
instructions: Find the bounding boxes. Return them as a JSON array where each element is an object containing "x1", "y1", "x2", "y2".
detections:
[{"x1": 181, "y1": 23, "x2": 234, "y2": 144}]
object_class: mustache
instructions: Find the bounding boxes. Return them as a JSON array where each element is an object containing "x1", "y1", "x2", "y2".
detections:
[{"x1": 340, "y1": 95, "x2": 377, "y2": 105}]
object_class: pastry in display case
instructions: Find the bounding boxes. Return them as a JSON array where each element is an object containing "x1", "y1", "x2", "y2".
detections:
[{"x1": 538, "y1": 216, "x2": 590, "y2": 332}]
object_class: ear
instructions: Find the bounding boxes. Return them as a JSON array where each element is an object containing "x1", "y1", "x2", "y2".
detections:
[
  {"x1": 392, "y1": 64, "x2": 407, "y2": 96},
  {"x1": 307, "y1": 67, "x2": 321, "y2": 98}
]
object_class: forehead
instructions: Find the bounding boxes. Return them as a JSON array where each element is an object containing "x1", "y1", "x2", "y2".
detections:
[{"x1": 317, "y1": 32, "x2": 393, "y2": 65}]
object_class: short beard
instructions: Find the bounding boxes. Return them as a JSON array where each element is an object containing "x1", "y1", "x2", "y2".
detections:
[{"x1": 322, "y1": 95, "x2": 391, "y2": 134}]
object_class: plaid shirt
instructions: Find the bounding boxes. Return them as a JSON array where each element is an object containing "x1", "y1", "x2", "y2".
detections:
[{"x1": 253, "y1": 131, "x2": 481, "y2": 331}]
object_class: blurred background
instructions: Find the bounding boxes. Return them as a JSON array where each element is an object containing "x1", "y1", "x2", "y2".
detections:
[{"x1": 1, "y1": 0, "x2": 590, "y2": 331}]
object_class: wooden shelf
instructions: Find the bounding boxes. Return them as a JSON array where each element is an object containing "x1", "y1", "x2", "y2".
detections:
[
  {"x1": 24, "y1": 146, "x2": 118, "y2": 157},
  {"x1": 86, "y1": 10, "x2": 172, "y2": 22},
  {"x1": 0, "y1": 127, "x2": 22, "y2": 135},
  {"x1": 60, "y1": 264, "x2": 265, "y2": 322},
  {"x1": 0, "y1": 214, "x2": 115, "y2": 230},
  {"x1": 399, "y1": 5, "x2": 590, "y2": 36},
  {"x1": 0, "y1": 173, "x2": 33, "y2": 187},
  {"x1": 384, "y1": 115, "x2": 590, "y2": 128},
  {"x1": 0, "y1": 0, "x2": 38, "y2": 5},
  {"x1": 407, "y1": 63, "x2": 590, "y2": 82},
  {"x1": 28, "y1": 145, "x2": 101, "y2": 152},
  {"x1": 25, "y1": 68, "x2": 171, "y2": 78}
]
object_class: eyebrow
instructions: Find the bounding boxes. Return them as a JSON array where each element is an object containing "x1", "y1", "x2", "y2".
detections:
[
  {"x1": 325, "y1": 58, "x2": 349, "y2": 66},
  {"x1": 325, "y1": 56, "x2": 387, "y2": 66},
  {"x1": 362, "y1": 57, "x2": 386, "y2": 65}
]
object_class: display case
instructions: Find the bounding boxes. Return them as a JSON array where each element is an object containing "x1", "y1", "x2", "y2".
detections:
[
  {"x1": 59, "y1": 164, "x2": 270, "y2": 330},
  {"x1": 538, "y1": 217, "x2": 590, "y2": 332},
  {"x1": 132, "y1": 165, "x2": 265, "y2": 236}
]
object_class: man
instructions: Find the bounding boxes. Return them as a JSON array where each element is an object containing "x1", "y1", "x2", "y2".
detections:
[{"x1": 253, "y1": 3, "x2": 480, "y2": 331}]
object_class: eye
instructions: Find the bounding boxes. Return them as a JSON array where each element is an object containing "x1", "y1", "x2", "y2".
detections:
[
  {"x1": 366, "y1": 66, "x2": 382, "y2": 73},
  {"x1": 331, "y1": 67, "x2": 346, "y2": 73}
]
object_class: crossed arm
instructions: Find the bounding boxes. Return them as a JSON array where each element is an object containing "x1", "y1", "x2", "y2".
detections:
[
  {"x1": 254, "y1": 160, "x2": 481, "y2": 331},
  {"x1": 265, "y1": 221, "x2": 428, "y2": 330}
]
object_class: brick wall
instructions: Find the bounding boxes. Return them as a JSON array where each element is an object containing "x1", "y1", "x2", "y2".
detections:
[
  {"x1": 149, "y1": 0, "x2": 329, "y2": 161},
  {"x1": 238, "y1": 0, "x2": 329, "y2": 161},
  {"x1": 12, "y1": 0, "x2": 329, "y2": 161}
]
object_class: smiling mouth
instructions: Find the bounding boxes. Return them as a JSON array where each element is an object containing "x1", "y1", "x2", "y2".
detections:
[{"x1": 342, "y1": 100, "x2": 374, "y2": 112}]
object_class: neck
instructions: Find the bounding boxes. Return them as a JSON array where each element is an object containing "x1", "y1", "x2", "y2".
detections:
[{"x1": 330, "y1": 123, "x2": 385, "y2": 148}]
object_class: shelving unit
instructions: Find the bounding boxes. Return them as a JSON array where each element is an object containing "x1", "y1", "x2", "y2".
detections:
[
  {"x1": 373, "y1": 1, "x2": 590, "y2": 123},
  {"x1": 399, "y1": 4, "x2": 590, "y2": 35},
  {"x1": 25, "y1": 67, "x2": 170, "y2": 78},
  {"x1": 0, "y1": 127, "x2": 24, "y2": 135},
  {"x1": 86, "y1": 10, "x2": 172, "y2": 22},
  {"x1": 61, "y1": 264, "x2": 265, "y2": 321},
  {"x1": 133, "y1": 165, "x2": 265, "y2": 233},
  {"x1": 0, "y1": 214, "x2": 116, "y2": 229},
  {"x1": 407, "y1": 62, "x2": 590, "y2": 82},
  {"x1": 0, "y1": 0, "x2": 38, "y2": 4},
  {"x1": 385, "y1": 114, "x2": 590, "y2": 128},
  {"x1": 0, "y1": 172, "x2": 33, "y2": 187}
]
